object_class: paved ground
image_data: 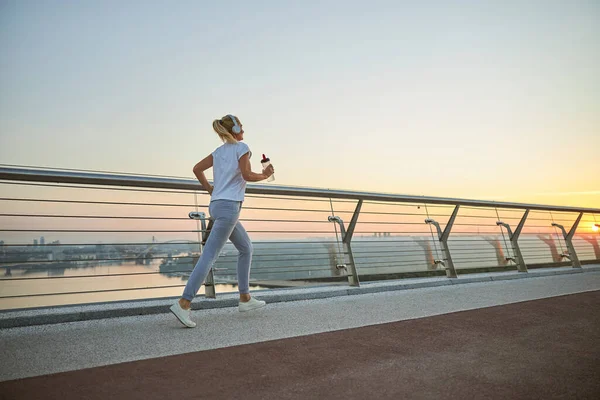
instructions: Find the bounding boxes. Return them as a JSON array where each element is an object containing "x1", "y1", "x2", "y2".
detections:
[
  {"x1": 1, "y1": 290, "x2": 599, "y2": 400},
  {"x1": 1, "y1": 271, "x2": 599, "y2": 383}
]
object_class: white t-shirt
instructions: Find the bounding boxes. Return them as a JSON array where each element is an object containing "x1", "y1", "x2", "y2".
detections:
[{"x1": 211, "y1": 141, "x2": 251, "y2": 202}]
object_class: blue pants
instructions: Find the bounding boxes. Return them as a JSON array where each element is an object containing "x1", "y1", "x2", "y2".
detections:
[{"x1": 182, "y1": 199, "x2": 253, "y2": 300}]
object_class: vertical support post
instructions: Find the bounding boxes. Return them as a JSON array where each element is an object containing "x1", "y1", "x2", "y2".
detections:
[
  {"x1": 552, "y1": 212, "x2": 583, "y2": 268},
  {"x1": 190, "y1": 211, "x2": 216, "y2": 298},
  {"x1": 496, "y1": 209, "x2": 529, "y2": 273},
  {"x1": 344, "y1": 200, "x2": 362, "y2": 287},
  {"x1": 202, "y1": 217, "x2": 217, "y2": 298},
  {"x1": 425, "y1": 205, "x2": 459, "y2": 278},
  {"x1": 328, "y1": 199, "x2": 362, "y2": 287}
]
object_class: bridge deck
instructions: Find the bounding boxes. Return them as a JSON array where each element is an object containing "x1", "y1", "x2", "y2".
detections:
[{"x1": 1, "y1": 271, "x2": 600, "y2": 399}]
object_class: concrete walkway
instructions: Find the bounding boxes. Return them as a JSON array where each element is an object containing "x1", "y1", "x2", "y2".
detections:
[
  {"x1": 1, "y1": 269, "x2": 600, "y2": 382},
  {"x1": 2, "y1": 291, "x2": 599, "y2": 400}
]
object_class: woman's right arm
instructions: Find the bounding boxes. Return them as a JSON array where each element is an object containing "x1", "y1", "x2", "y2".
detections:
[
  {"x1": 239, "y1": 153, "x2": 274, "y2": 182},
  {"x1": 193, "y1": 154, "x2": 214, "y2": 194}
]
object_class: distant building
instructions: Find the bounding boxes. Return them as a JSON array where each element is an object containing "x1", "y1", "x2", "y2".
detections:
[
  {"x1": 40, "y1": 236, "x2": 45, "y2": 246},
  {"x1": 33, "y1": 239, "x2": 38, "y2": 247},
  {"x1": 373, "y1": 232, "x2": 392, "y2": 238}
]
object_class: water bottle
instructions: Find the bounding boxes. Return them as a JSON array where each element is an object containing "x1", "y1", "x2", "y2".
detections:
[{"x1": 261, "y1": 154, "x2": 275, "y2": 182}]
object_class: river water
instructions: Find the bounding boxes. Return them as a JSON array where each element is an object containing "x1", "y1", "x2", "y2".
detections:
[
  {"x1": 1, "y1": 235, "x2": 596, "y2": 310},
  {"x1": 0, "y1": 260, "x2": 262, "y2": 310}
]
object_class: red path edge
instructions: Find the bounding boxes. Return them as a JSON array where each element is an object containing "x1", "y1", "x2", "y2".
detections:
[{"x1": 1, "y1": 291, "x2": 599, "y2": 400}]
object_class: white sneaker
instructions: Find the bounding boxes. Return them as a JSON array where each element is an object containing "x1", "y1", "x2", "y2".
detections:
[
  {"x1": 170, "y1": 302, "x2": 196, "y2": 328},
  {"x1": 239, "y1": 297, "x2": 266, "y2": 312}
]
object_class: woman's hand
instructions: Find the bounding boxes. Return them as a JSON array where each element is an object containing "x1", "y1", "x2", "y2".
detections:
[
  {"x1": 262, "y1": 164, "x2": 274, "y2": 178},
  {"x1": 239, "y1": 153, "x2": 273, "y2": 182},
  {"x1": 207, "y1": 185, "x2": 214, "y2": 195}
]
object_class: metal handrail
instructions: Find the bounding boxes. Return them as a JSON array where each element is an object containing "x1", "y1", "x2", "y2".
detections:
[
  {"x1": 2, "y1": 166, "x2": 599, "y2": 213},
  {"x1": 1, "y1": 166, "x2": 599, "y2": 309}
]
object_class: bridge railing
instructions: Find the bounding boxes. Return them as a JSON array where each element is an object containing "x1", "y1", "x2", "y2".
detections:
[{"x1": 1, "y1": 166, "x2": 599, "y2": 310}]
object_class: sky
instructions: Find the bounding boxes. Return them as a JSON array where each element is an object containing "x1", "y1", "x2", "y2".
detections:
[{"x1": 1, "y1": 0, "x2": 599, "y2": 209}]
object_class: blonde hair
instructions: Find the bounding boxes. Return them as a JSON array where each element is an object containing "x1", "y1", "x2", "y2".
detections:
[{"x1": 212, "y1": 115, "x2": 240, "y2": 144}]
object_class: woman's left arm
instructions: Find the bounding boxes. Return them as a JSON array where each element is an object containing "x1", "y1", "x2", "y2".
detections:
[{"x1": 192, "y1": 154, "x2": 214, "y2": 195}]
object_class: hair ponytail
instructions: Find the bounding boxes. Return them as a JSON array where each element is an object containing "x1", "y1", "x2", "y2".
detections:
[{"x1": 212, "y1": 118, "x2": 237, "y2": 144}]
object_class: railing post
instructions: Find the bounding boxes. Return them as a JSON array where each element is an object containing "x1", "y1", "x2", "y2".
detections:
[
  {"x1": 496, "y1": 209, "x2": 529, "y2": 273},
  {"x1": 425, "y1": 205, "x2": 459, "y2": 278},
  {"x1": 328, "y1": 199, "x2": 362, "y2": 286},
  {"x1": 189, "y1": 212, "x2": 216, "y2": 298},
  {"x1": 551, "y1": 212, "x2": 583, "y2": 268}
]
